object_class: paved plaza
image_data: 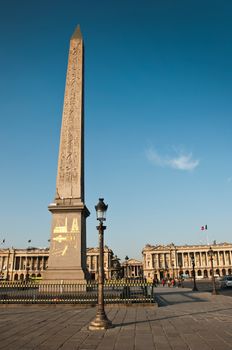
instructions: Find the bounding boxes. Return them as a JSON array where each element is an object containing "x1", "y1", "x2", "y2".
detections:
[{"x1": 1, "y1": 287, "x2": 232, "y2": 349}]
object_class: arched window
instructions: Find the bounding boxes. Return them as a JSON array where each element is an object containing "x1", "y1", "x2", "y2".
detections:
[
  {"x1": 14, "y1": 274, "x2": 18, "y2": 281},
  {"x1": 197, "y1": 270, "x2": 202, "y2": 276}
]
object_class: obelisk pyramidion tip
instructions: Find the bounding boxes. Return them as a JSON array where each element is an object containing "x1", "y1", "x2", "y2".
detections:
[{"x1": 71, "y1": 25, "x2": 82, "y2": 40}]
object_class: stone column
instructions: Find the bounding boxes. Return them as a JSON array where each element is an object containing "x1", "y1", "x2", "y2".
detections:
[
  {"x1": 180, "y1": 253, "x2": 183, "y2": 268},
  {"x1": 157, "y1": 254, "x2": 160, "y2": 268},
  {"x1": 223, "y1": 251, "x2": 226, "y2": 266},
  {"x1": 187, "y1": 253, "x2": 190, "y2": 268}
]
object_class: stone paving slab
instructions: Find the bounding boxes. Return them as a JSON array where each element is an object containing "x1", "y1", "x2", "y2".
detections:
[{"x1": 1, "y1": 289, "x2": 232, "y2": 349}]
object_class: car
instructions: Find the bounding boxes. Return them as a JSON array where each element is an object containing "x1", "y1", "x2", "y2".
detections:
[{"x1": 219, "y1": 275, "x2": 232, "y2": 288}]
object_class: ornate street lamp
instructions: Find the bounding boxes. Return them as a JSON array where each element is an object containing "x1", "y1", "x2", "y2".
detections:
[
  {"x1": 89, "y1": 198, "x2": 112, "y2": 330},
  {"x1": 208, "y1": 247, "x2": 218, "y2": 295},
  {"x1": 190, "y1": 253, "x2": 198, "y2": 291},
  {"x1": 125, "y1": 255, "x2": 129, "y2": 279},
  {"x1": 111, "y1": 255, "x2": 121, "y2": 279}
]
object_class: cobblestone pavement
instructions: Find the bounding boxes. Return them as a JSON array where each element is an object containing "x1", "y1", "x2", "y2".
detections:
[{"x1": 1, "y1": 287, "x2": 232, "y2": 349}]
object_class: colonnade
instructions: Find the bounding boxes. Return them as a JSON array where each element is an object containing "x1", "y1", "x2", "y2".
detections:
[
  {"x1": 124, "y1": 264, "x2": 142, "y2": 278},
  {"x1": 0, "y1": 251, "x2": 49, "y2": 281},
  {"x1": 143, "y1": 245, "x2": 232, "y2": 281},
  {"x1": 150, "y1": 250, "x2": 232, "y2": 270}
]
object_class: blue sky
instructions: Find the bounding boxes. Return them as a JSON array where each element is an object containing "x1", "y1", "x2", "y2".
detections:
[{"x1": 0, "y1": 0, "x2": 232, "y2": 260}]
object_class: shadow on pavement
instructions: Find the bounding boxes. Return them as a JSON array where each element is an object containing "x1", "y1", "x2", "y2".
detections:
[
  {"x1": 154, "y1": 288, "x2": 216, "y2": 306},
  {"x1": 112, "y1": 305, "x2": 232, "y2": 327}
]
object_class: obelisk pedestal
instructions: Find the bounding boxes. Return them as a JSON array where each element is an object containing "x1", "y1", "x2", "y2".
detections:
[{"x1": 43, "y1": 26, "x2": 90, "y2": 282}]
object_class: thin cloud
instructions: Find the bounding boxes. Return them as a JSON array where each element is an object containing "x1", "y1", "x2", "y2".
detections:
[{"x1": 146, "y1": 147, "x2": 199, "y2": 171}]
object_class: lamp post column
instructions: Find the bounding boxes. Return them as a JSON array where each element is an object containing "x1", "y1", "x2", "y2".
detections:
[
  {"x1": 97, "y1": 221, "x2": 105, "y2": 319},
  {"x1": 192, "y1": 260, "x2": 198, "y2": 291},
  {"x1": 208, "y1": 247, "x2": 218, "y2": 295},
  {"x1": 190, "y1": 253, "x2": 198, "y2": 291},
  {"x1": 125, "y1": 256, "x2": 129, "y2": 280},
  {"x1": 210, "y1": 255, "x2": 218, "y2": 295}
]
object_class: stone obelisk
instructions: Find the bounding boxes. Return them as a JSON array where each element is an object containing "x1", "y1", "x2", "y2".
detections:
[{"x1": 44, "y1": 25, "x2": 90, "y2": 281}]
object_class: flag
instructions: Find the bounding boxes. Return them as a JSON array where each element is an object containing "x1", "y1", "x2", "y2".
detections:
[
  {"x1": 201, "y1": 225, "x2": 208, "y2": 231},
  {"x1": 28, "y1": 239, "x2": 31, "y2": 243}
]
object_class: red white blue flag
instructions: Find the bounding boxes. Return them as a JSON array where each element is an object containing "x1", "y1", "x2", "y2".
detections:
[{"x1": 201, "y1": 225, "x2": 208, "y2": 231}]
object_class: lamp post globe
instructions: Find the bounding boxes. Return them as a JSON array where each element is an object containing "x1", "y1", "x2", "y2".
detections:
[{"x1": 95, "y1": 198, "x2": 108, "y2": 221}]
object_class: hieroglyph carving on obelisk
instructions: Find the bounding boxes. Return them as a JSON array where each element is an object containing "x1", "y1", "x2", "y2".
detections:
[
  {"x1": 44, "y1": 26, "x2": 90, "y2": 282},
  {"x1": 56, "y1": 26, "x2": 84, "y2": 202}
]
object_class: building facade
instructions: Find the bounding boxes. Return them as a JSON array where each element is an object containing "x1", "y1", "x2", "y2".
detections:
[
  {"x1": 0, "y1": 248, "x2": 49, "y2": 281},
  {"x1": 121, "y1": 258, "x2": 143, "y2": 279},
  {"x1": 0, "y1": 246, "x2": 119, "y2": 282},
  {"x1": 86, "y1": 246, "x2": 120, "y2": 280},
  {"x1": 3, "y1": 242, "x2": 231, "y2": 282},
  {"x1": 142, "y1": 242, "x2": 232, "y2": 281}
]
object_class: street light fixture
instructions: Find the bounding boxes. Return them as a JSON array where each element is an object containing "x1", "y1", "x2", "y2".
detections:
[
  {"x1": 125, "y1": 255, "x2": 129, "y2": 279},
  {"x1": 111, "y1": 255, "x2": 120, "y2": 279},
  {"x1": 190, "y1": 253, "x2": 198, "y2": 291},
  {"x1": 208, "y1": 247, "x2": 218, "y2": 295},
  {"x1": 89, "y1": 198, "x2": 112, "y2": 330}
]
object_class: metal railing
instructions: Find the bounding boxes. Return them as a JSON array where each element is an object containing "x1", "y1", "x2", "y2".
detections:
[{"x1": 0, "y1": 281, "x2": 155, "y2": 304}]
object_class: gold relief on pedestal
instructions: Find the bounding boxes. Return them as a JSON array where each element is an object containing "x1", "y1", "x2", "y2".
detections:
[
  {"x1": 71, "y1": 218, "x2": 79, "y2": 233},
  {"x1": 61, "y1": 245, "x2": 68, "y2": 256},
  {"x1": 52, "y1": 217, "x2": 79, "y2": 257},
  {"x1": 53, "y1": 217, "x2": 68, "y2": 234},
  {"x1": 53, "y1": 235, "x2": 67, "y2": 243}
]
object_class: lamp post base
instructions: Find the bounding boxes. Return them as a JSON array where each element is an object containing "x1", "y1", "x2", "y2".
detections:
[
  {"x1": 212, "y1": 290, "x2": 218, "y2": 295},
  {"x1": 192, "y1": 286, "x2": 198, "y2": 292},
  {"x1": 89, "y1": 311, "x2": 113, "y2": 330}
]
